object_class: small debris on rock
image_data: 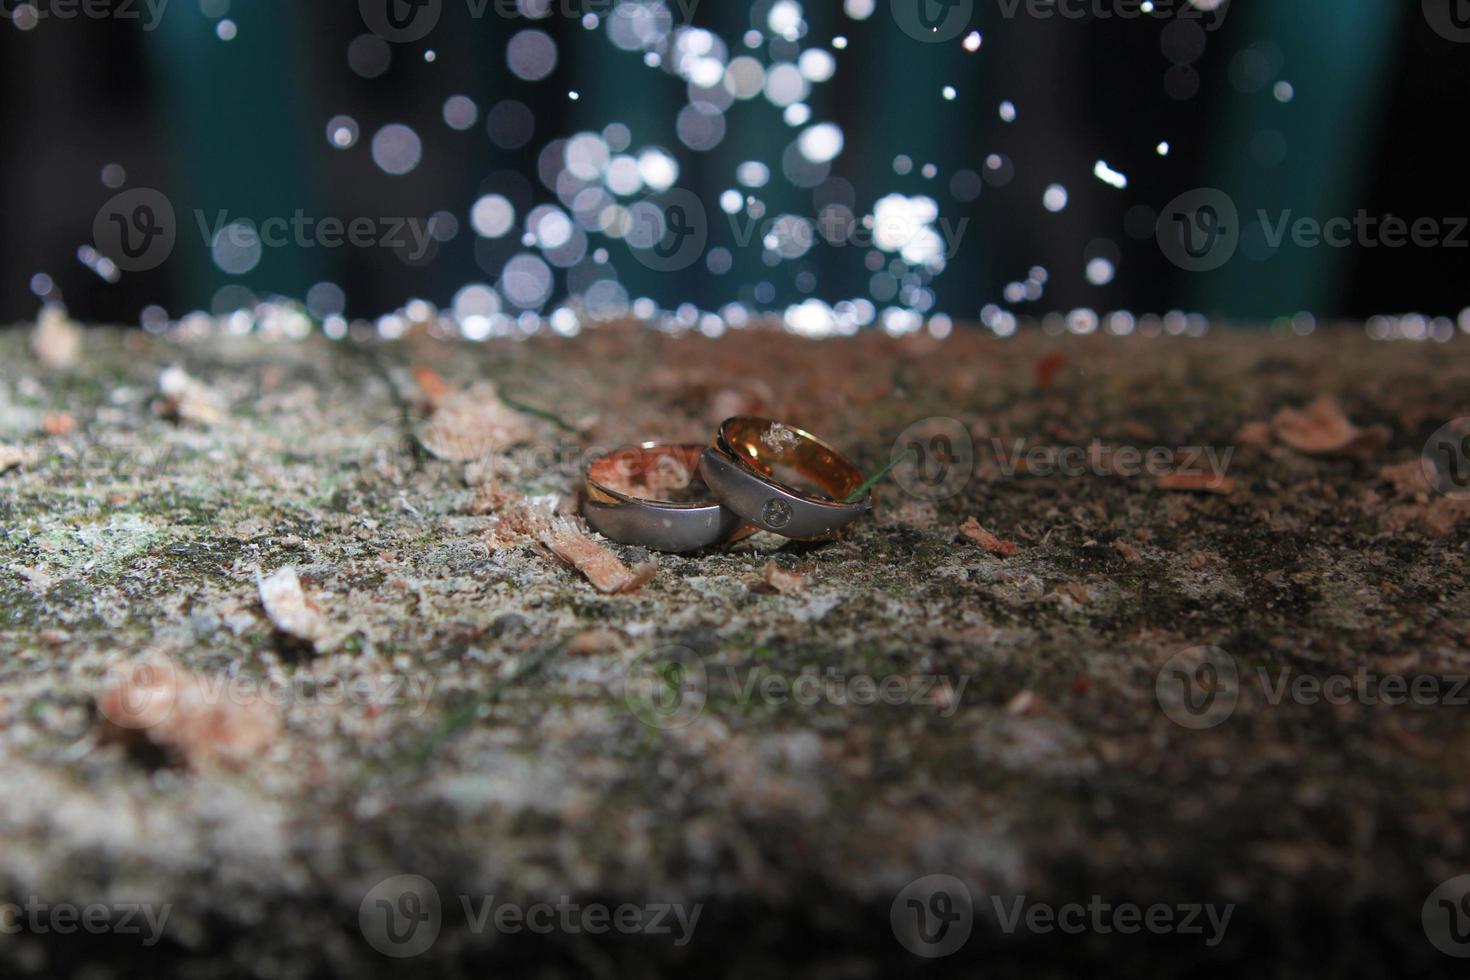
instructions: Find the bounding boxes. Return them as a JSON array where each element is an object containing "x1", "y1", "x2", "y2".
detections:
[
  {"x1": 96, "y1": 655, "x2": 279, "y2": 769},
  {"x1": 417, "y1": 382, "x2": 534, "y2": 462},
  {"x1": 1377, "y1": 460, "x2": 1429, "y2": 498},
  {"x1": 959, "y1": 517, "x2": 1017, "y2": 556},
  {"x1": 1113, "y1": 538, "x2": 1142, "y2": 562},
  {"x1": 0, "y1": 444, "x2": 25, "y2": 474},
  {"x1": 1006, "y1": 689, "x2": 1038, "y2": 715},
  {"x1": 1156, "y1": 472, "x2": 1237, "y2": 494},
  {"x1": 1233, "y1": 420, "x2": 1273, "y2": 451},
  {"x1": 761, "y1": 561, "x2": 808, "y2": 595},
  {"x1": 411, "y1": 365, "x2": 453, "y2": 411},
  {"x1": 258, "y1": 566, "x2": 333, "y2": 651},
  {"x1": 1271, "y1": 395, "x2": 1390, "y2": 458},
  {"x1": 1036, "y1": 351, "x2": 1067, "y2": 389},
  {"x1": 156, "y1": 365, "x2": 224, "y2": 425},
  {"x1": 541, "y1": 518, "x2": 657, "y2": 594},
  {"x1": 31, "y1": 304, "x2": 82, "y2": 369},
  {"x1": 565, "y1": 629, "x2": 627, "y2": 657},
  {"x1": 41, "y1": 411, "x2": 76, "y2": 437}
]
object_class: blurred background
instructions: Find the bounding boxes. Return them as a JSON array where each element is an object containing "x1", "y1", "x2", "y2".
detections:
[{"x1": 0, "y1": 0, "x2": 1465, "y2": 331}]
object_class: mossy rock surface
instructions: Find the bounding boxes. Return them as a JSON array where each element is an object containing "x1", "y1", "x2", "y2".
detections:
[{"x1": 0, "y1": 323, "x2": 1468, "y2": 977}]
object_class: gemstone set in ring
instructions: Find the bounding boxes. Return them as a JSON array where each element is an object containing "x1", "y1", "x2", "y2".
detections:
[{"x1": 581, "y1": 419, "x2": 871, "y2": 552}]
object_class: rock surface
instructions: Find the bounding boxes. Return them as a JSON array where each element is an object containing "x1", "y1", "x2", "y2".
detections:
[{"x1": 0, "y1": 322, "x2": 1468, "y2": 977}]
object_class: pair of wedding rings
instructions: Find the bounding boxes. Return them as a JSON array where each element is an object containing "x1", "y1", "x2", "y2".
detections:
[{"x1": 582, "y1": 417, "x2": 872, "y2": 553}]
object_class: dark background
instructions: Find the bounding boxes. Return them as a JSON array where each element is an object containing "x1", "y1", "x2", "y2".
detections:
[{"x1": 0, "y1": 0, "x2": 1465, "y2": 327}]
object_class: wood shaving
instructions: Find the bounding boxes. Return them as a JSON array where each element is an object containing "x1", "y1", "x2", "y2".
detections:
[
  {"x1": 565, "y1": 629, "x2": 627, "y2": 657},
  {"x1": 540, "y1": 518, "x2": 657, "y2": 594},
  {"x1": 417, "y1": 382, "x2": 534, "y2": 462},
  {"x1": 1271, "y1": 395, "x2": 1390, "y2": 458},
  {"x1": 1377, "y1": 460, "x2": 1429, "y2": 498},
  {"x1": 257, "y1": 567, "x2": 332, "y2": 651},
  {"x1": 156, "y1": 365, "x2": 224, "y2": 425},
  {"x1": 412, "y1": 365, "x2": 453, "y2": 410},
  {"x1": 761, "y1": 561, "x2": 808, "y2": 595},
  {"x1": 1233, "y1": 420, "x2": 1273, "y2": 451},
  {"x1": 1156, "y1": 472, "x2": 1237, "y2": 494},
  {"x1": 31, "y1": 304, "x2": 82, "y2": 369},
  {"x1": 96, "y1": 655, "x2": 279, "y2": 769},
  {"x1": 959, "y1": 517, "x2": 1017, "y2": 556},
  {"x1": 41, "y1": 412, "x2": 76, "y2": 436}
]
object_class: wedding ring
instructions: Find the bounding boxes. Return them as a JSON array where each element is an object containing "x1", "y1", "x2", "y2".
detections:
[
  {"x1": 583, "y1": 443, "x2": 747, "y2": 553},
  {"x1": 699, "y1": 417, "x2": 870, "y2": 540}
]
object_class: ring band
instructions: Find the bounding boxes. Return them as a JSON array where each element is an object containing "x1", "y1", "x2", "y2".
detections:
[
  {"x1": 583, "y1": 443, "x2": 747, "y2": 553},
  {"x1": 699, "y1": 417, "x2": 870, "y2": 540}
]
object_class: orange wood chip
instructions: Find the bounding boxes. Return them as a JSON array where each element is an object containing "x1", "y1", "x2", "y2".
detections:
[
  {"x1": 96, "y1": 655, "x2": 279, "y2": 770},
  {"x1": 959, "y1": 517, "x2": 1017, "y2": 556},
  {"x1": 541, "y1": 518, "x2": 657, "y2": 594},
  {"x1": 1271, "y1": 395, "x2": 1390, "y2": 458}
]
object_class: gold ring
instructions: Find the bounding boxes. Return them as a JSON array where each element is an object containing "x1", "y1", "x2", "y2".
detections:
[{"x1": 699, "y1": 417, "x2": 870, "y2": 540}]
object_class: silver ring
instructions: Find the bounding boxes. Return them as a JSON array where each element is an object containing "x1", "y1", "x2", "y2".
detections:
[
  {"x1": 582, "y1": 443, "x2": 747, "y2": 553},
  {"x1": 699, "y1": 418, "x2": 870, "y2": 540}
]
